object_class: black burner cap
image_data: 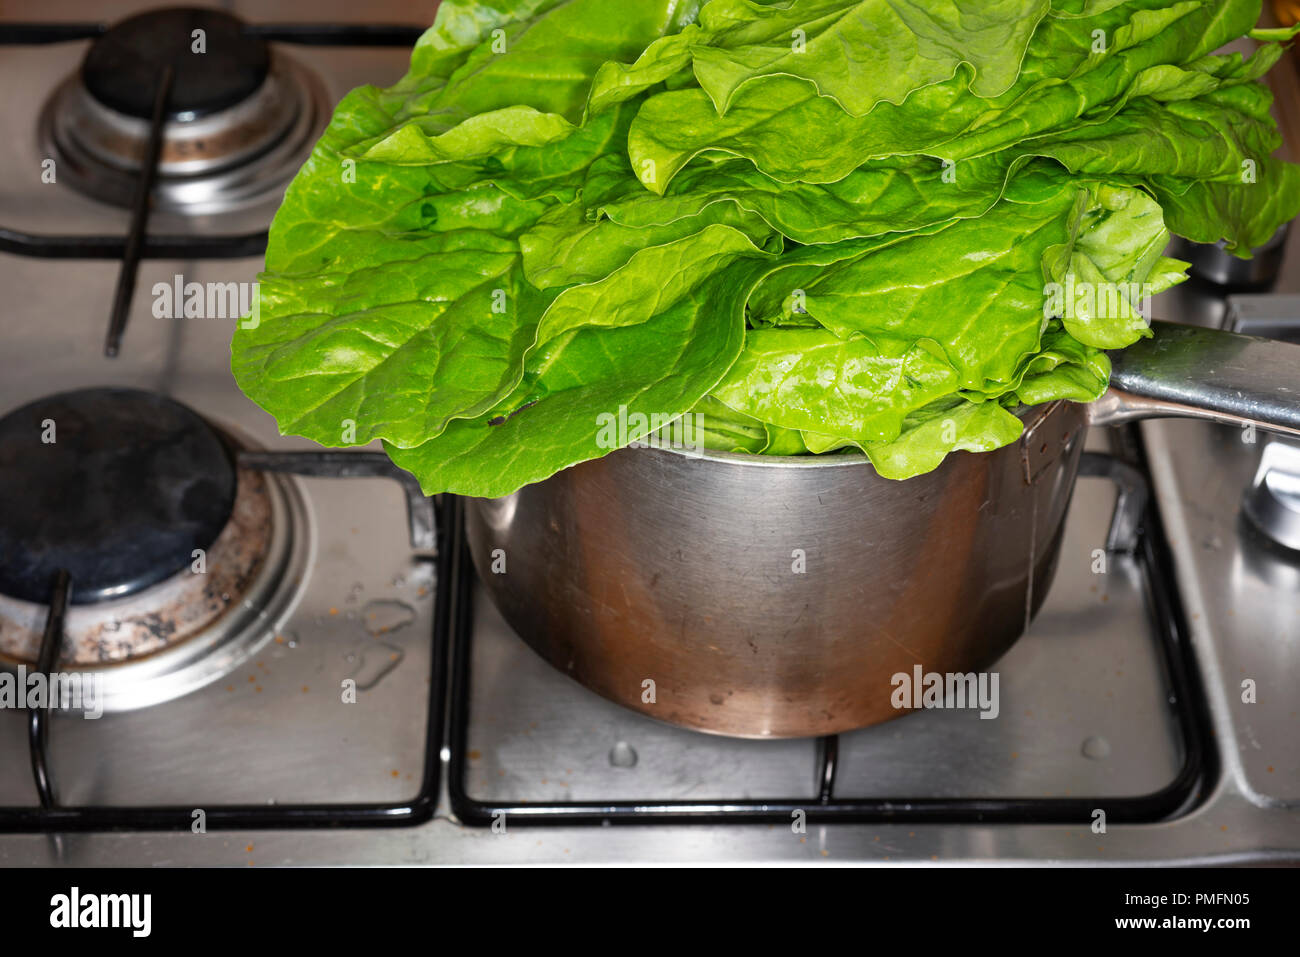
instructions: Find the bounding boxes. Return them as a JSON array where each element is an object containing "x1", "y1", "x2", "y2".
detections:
[
  {"x1": 81, "y1": 8, "x2": 270, "y2": 119},
  {"x1": 0, "y1": 388, "x2": 237, "y2": 605}
]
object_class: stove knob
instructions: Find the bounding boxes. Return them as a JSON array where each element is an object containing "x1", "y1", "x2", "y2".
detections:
[{"x1": 1242, "y1": 440, "x2": 1300, "y2": 552}]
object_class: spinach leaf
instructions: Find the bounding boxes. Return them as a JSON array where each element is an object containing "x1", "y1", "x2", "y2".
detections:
[{"x1": 231, "y1": 0, "x2": 1300, "y2": 497}]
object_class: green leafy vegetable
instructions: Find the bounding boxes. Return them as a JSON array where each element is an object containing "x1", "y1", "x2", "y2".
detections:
[{"x1": 232, "y1": 0, "x2": 1300, "y2": 495}]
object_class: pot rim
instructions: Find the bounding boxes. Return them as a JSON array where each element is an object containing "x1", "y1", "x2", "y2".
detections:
[{"x1": 644, "y1": 400, "x2": 1062, "y2": 470}]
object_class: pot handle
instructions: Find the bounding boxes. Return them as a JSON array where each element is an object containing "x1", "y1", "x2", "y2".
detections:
[{"x1": 1088, "y1": 319, "x2": 1300, "y2": 437}]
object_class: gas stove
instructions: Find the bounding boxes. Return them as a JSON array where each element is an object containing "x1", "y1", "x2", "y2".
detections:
[{"x1": 0, "y1": 2, "x2": 1297, "y2": 866}]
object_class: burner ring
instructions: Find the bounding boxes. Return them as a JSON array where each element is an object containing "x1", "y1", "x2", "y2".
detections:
[
  {"x1": 55, "y1": 59, "x2": 305, "y2": 178},
  {"x1": 39, "y1": 51, "x2": 328, "y2": 213}
]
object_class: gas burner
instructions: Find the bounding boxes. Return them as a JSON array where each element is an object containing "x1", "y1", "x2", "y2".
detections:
[
  {"x1": 38, "y1": 7, "x2": 328, "y2": 214},
  {"x1": 0, "y1": 388, "x2": 236, "y2": 604},
  {"x1": 83, "y1": 8, "x2": 271, "y2": 120},
  {"x1": 0, "y1": 388, "x2": 310, "y2": 711}
]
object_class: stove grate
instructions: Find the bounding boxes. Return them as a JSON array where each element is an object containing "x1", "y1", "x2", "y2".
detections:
[
  {"x1": 0, "y1": 453, "x2": 449, "y2": 833},
  {"x1": 444, "y1": 449, "x2": 1217, "y2": 827},
  {"x1": 0, "y1": 20, "x2": 425, "y2": 356}
]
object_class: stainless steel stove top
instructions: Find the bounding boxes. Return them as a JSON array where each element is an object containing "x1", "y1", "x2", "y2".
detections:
[{"x1": 1, "y1": 1, "x2": 1298, "y2": 866}]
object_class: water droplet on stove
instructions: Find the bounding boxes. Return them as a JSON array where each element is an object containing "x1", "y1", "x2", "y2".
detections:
[
  {"x1": 347, "y1": 641, "x2": 404, "y2": 690},
  {"x1": 346, "y1": 581, "x2": 364, "y2": 603},
  {"x1": 344, "y1": 651, "x2": 357, "y2": 664},
  {"x1": 609, "y1": 741, "x2": 637, "y2": 768},
  {"x1": 281, "y1": 630, "x2": 299, "y2": 649},
  {"x1": 362, "y1": 599, "x2": 416, "y2": 637},
  {"x1": 220, "y1": 592, "x2": 230, "y2": 602},
  {"x1": 391, "y1": 575, "x2": 406, "y2": 588},
  {"x1": 1081, "y1": 735, "x2": 1111, "y2": 760}
]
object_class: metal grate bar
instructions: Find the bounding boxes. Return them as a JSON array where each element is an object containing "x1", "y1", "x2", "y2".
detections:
[
  {"x1": 0, "y1": 485, "x2": 452, "y2": 833},
  {"x1": 444, "y1": 451, "x2": 1213, "y2": 828}
]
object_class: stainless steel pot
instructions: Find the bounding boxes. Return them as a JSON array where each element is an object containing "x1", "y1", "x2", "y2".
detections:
[{"x1": 465, "y1": 321, "x2": 1300, "y2": 738}]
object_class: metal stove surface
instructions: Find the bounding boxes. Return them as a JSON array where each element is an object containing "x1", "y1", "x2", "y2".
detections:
[
  {"x1": 0, "y1": 1, "x2": 1298, "y2": 865},
  {"x1": 456, "y1": 464, "x2": 1185, "y2": 805}
]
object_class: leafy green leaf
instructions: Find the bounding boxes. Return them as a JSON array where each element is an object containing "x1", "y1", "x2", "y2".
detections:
[
  {"x1": 230, "y1": 0, "x2": 1300, "y2": 496},
  {"x1": 686, "y1": 394, "x2": 770, "y2": 453},
  {"x1": 859, "y1": 396, "x2": 1026, "y2": 480},
  {"x1": 386, "y1": 239, "x2": 776, "y2": 496},
  {"x1": 626, "y1": 0, "x2": 1260, "y2": 190},
  {"x1": 710, "y1": 328, "x2": 958, "y2": 442},
  {"x1": 1152, "y1": 157, "x2": 1300, "y2": 255}
]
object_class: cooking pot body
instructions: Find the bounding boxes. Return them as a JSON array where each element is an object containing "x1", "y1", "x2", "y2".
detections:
[{"x1": 465, "y1": 401, "x2": 1089, "y2": 738}]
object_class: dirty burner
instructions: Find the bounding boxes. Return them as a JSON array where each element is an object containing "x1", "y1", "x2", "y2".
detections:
[
  {"x1": 0, "y1": 388, "x2": 236, "y2": 605},
  {"x1": 38, "y1": 7, "x2": 328, "y2": 213},
  {"x1": 83, "y1": 8, "x2": 271, "y2": 120},
  {"x1": 0, "y1": 388, "x2": 310, "y2": 711}
]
